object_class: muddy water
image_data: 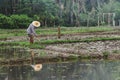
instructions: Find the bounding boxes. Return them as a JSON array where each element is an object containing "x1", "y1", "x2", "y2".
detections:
[
  {"x1": 0, "y1": 47, "x2": 30, "y2": 60},
  {"x1": 0, "y1": 61, "x2": 119, "y2": 80}
]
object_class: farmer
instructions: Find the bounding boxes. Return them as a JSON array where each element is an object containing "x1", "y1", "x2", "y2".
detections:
[{"x1": 27, "y1": 21, "x2": 40, "y2": 44}]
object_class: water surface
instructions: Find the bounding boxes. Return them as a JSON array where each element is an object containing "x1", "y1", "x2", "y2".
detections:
[{"x1": 0, "y1": 61, "x2": 120, "y2": 80}]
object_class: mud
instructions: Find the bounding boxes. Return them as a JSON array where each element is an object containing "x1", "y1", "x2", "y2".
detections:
[{"x1": 1, "y1": 30, "x2": 120, "y2": 61}]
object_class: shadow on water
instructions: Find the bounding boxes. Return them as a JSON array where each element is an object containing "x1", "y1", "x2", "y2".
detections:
[{"x1": 0, "y1": 61, "x2": 120, "y2": 80}]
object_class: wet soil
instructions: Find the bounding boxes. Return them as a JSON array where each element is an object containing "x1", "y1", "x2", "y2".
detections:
[
  {"x1": 1, "y1": 30, "x2": 120, "y2": 42},
  {"x1": 1, "y1": 30, "x2": 120, "y2": 61}
]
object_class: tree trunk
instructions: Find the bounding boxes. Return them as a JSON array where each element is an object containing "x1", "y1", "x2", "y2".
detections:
[
  {"x1": 108, "y1": 13, "x2": 111, "y2": 26},
  {"x1": 58, "y1": 0, "x2": 62, "y2": 18},
  {"x1": 30, "y1": 0, "x2": 33, "y2": 13},
  {"x1": 119, "y1": 20, "x2": 120, "y2": 26},
  {"x1": 54, "y1": 21, "x2": 55, "y2": 27},
  {"x1": 70, "y1": 0, "x2": 74, "y2": 25},
  {"x1": 87, "y1": 13, "x2": 90, "y2": 27},
  {"x1": 98, "y1": 14, "x2": 100, "y2": 27},
  {"x1": 45, "y1": 20, "x2": 47, "y2": 27},
  {"x1": 112, "y1": 13, "x2": 115, "y2": 27}
]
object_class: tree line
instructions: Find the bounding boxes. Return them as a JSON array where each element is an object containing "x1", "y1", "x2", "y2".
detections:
[{"x1": 0, "y1": 0, "x2": 120, "y2": 28}]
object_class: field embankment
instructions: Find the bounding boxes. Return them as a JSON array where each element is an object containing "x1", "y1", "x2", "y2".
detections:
[{"x1": 0, "y1": 27, "x2": 120, "y2": 64}]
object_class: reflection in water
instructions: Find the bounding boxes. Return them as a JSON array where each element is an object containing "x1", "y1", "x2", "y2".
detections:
[
  {"x1": 0, "y1": 47, "x2": 30, "y2": 60},
  {"x1": 5, "y1": 76, "x2": 8, "y2": 80},
  {"x1": 0, "y1": 61, "x2": 120, "y2": 80},
  {"x1": 31, "y1": 64, "x2": 42, "y2": 71}
]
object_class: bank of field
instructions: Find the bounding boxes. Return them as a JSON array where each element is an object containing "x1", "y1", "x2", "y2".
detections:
[
  {"x1": 0, "y1": 26, "x2": 115, "y2": 39},
  {"x1": 0, "y1": 26, "x2": 120, "y2": 48},
  {"x1": 0, "y1": 26, "x2": 120, "y2": 62}
]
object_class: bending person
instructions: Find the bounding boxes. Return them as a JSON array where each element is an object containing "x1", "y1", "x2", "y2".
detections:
[{"x1": 27, "y1": 21, "x2": 40, "y2": 44}]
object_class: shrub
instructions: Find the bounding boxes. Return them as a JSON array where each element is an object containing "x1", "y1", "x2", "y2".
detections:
[
  {"x1": 0, "y1": 14, "x2": 33, "y2": 29},
  {"x1": 10, "y1": 14, "x2": 32, "y2": 29},
  {"x1": 0, "y1": 14, "x2": 14, "y2": 29}
]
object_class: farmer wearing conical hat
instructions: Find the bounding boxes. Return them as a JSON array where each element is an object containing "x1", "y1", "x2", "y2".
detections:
[{"x1": 27, "y1": 21, "x2": 40, "y2": 44}]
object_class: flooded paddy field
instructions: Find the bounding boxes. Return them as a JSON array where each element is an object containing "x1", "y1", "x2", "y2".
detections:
[
  {"x1": 0, "y1": 27, "x2": 120, "y2": 63},
  {"x1": 0, "y1": 27, "x2": 120, "y2": 80},
  {"x1": 0, "y1": 60, "x2": 119, "y2": 80}
]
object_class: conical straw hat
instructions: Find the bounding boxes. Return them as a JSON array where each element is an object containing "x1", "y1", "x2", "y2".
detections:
[{"x1": 32, "y1": 21, "x2": 40, "y2": 27}]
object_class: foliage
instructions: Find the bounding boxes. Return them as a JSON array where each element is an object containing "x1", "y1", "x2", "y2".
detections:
[
  {"x1": 10, "y1": 14, "x2": 32, "y2": 28},
  {"x1": 103, "y1": 51, "x2": 109, "y2": 58},
  {"x1": 0, "y1": 14, "x2": 13, "y2": 29},
  {"x1": 112, "y1": 50, "x2": 120, "y2": 54},
  {"x1": 1, "y1": 36, "x2": 120, "y2": 49},
  {"x1": 0, "y1": 14, "x2": 32, "y2": 29},
  {"x1": 0, "y1": 27, "x2": 114, "y2": 39},
  {"x1": 0, "y1": 0, "x2": 120, "y2": 28},
  {"x1": 39, "y1": 37, "x2": 120, "y2": 45}
]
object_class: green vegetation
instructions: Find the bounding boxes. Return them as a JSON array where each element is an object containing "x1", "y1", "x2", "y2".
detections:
[
  {"x1": 39, "y1": 37, "x2": 120, "y2": 45},
  {"x1": 0, "y1": 14, "x2": 32, "y2": 29},
  {"x1": 112, "y1": 50, "x2": 120, "y2": 54},
  {"x1": 1, "y1": 36, "x2": 120, "y2": 49},
  {"x1": 0, "y1": 26, "x2": 118, "y2": 49},
  {"x1": 0, "y1": 0, "x2": 120, "y2": 63},
  {"x1": 0, "y1": 0, "x2": 120, "y2": 28},
  {"x1": 0, "y1": 27, "x2": 120, "y2": 61},
  {"x1": 0, "y1": 41, "x2": 45, "y2": 49},
  {"x1": 0, "y1": 27, "x2": 114, "y2": 39},
  {"x1": 103, "y1": 51, "x2": 110, "y2": 59}
]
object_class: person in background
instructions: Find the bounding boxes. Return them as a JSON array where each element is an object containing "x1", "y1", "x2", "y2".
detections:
[{"x1": 27, "y1": 21, "x2": 40, "y2": 44}]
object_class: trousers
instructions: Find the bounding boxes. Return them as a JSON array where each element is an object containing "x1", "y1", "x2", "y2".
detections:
[{"x1": 28, "y1": 34, "x2": 34, "y2": 44}]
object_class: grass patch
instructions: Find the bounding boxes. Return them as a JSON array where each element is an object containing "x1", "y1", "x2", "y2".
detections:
[
  {"x1": 62, "y1": 27, "x2": 114, "y2": 34},
  {"x1": 39, "y1": 37, "x2": 120, "y2": 44},
  {"x1": 103, "y1": 51, "x2": 109, "y2": 59},
  {"x1": 0, "y1": 26, "x2": 114, "y2": 39},
  {"x1": 39, "y1": 52, "x2": 47, "y2": 57},
  {"x1": 0, "y1": 41, "x2": 45, "y2": 49},
  {"x1": 0, "y1": 37, "x2": 120, "y2": 49},
  {"x1": 112, "y1": 50, "x2": 120, "y2": 54}
]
